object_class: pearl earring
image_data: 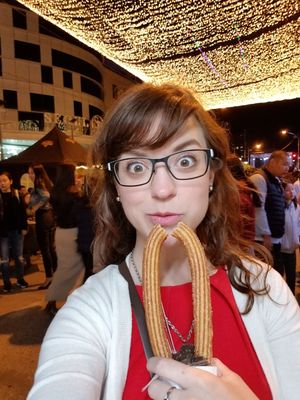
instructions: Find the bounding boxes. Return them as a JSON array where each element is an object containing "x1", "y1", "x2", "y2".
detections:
[
  {"x1": 209, "y1": 184, "x2": 214, "y2": 193},
  {"x1": 116, "y1": 196, "x2": 120, "y2": 202}
]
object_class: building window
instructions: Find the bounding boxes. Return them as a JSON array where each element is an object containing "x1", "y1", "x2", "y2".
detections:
[
  {"x1": 74, "y1": 101, "x2": 82, "y2": 117},
  {"x1": 63, "y1": 71, "x2": 73, "y2": 89},
  {"x1": 12, "y1": 9, "x2": 27, "y2": 29},
  {"x1": 30, "y1": 93, "x2": 54, "y2": 113},
  {"x1": 52, "y1": 49, "x2": 102, "y2": 83},
  {"x1": 89, "y1": 105, "x2": 104, "y2": 119},
  {"x1": 3, "y1": 90, "x2": 18, "y2": 109},
  {"x1": 15, "y1": 40, "x2": 41, "y2": 62},
  {"x1": 81, "y1": 77, "x2": 103, "y2": 100},
  {"x1": 41, "y1": 65, "x2": 53, "y2": 84},
  {"x1": 18, "y1": 111, "x2": 44, "y2": 131}
]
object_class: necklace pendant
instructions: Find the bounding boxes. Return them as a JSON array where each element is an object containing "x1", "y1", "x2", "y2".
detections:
[
  {"x1": 172, "y1": 343, "x2": 209, "y2": 366},
  {"x1": 172, "y1": 343, "x2": 195, "y2": 363}
]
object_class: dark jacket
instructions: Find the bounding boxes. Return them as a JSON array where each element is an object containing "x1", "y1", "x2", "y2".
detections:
[
  {"x1": 260, "y1": 168, "x2": 285, "y2": 238},
  {"x1": 50, "y1": 190, "x2": 80, "y2": 229},
  {"x1": 0, "y1": 191, "x2": 28, "y2": 237},
  {"x1": 75, "y1": 196, "x2": 95, "y2": 253}
]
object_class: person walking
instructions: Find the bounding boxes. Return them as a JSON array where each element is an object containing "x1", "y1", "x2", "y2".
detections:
[
  {"x1": 280, "y1": 181, "x2": 300, "y2": 294},
  {"x1": 44, "y1": 164, "x2": 85, "y2": 316},
  {"x1": 28, "y1": 164, "x2": 57, "y2": 289},
  {"x1": 0, "y1": 171, "x2": 28, "y2": 292},
  {"x1": 227, "y1": 155, "x2": 261, "y2": 242},
  {"x1": 249, "y1": 151, "x2": 289, "y2": 275}
]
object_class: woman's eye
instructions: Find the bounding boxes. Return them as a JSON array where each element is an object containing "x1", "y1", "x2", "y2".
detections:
[
  {"x1": 127, "y1": 162, "x2": 146, "y2": 174},
  {"x1": 178, "y1": 156, "x2": 195, "y2": 168}
]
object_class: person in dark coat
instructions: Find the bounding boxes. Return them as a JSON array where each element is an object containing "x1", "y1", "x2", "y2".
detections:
[
  {"x1": 75, "y1": 175, "x2": 95, "y2": 282},
  {"x1": 0, "y1": 171, "x2": 28, "y2": 292}
]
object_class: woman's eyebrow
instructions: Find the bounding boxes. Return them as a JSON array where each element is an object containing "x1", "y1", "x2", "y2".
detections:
[
  {"x1": 121, "y1": 139, "x2": 204, "y2": 158},
  {"x1": 172, "y1": 139, "x2": 203, "y2": 152}
]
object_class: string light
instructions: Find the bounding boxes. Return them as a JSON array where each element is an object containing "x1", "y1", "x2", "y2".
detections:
[
  {"x1": 194, "y1": 41, "x2": 228, "y2": 88},
  {"x1": 17, "y1": 0, "x2": 300, "y2": 109}
]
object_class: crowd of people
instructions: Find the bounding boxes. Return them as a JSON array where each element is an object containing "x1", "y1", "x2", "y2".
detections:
[
  {"x1": 0, "y1": 163, "x2": 95, "y2": 317},
  {"x1": 0, "y1": 82, "x2": 299, "y2": 399}
]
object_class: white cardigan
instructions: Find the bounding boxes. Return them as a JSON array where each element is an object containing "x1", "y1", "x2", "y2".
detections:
[{"x1": 27, "y1": 260, "x2": 300, "y2": 400}]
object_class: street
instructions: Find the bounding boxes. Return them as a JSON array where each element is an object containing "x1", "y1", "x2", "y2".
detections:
[{"x1": 0, "y1": 255, "x2": 52, "y2": 400}]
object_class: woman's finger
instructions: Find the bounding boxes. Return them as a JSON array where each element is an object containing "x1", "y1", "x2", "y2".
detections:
[{"x1": 147, "y1": 378, "x2": 181, "y2": 400}]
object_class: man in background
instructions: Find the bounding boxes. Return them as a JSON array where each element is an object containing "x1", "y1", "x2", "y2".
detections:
[{"x1": 250, "y1": 150, "x2": 289, "y2": 275}]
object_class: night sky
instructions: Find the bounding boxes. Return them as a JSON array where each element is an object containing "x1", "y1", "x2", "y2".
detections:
[{"x1": 213, "y1": 97, "x2": 300, "y2": 153}]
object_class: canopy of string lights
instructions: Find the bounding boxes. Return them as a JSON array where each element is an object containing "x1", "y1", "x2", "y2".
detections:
[{"x1": 18, "y1": 0, "x2": 299, "y2": 109}]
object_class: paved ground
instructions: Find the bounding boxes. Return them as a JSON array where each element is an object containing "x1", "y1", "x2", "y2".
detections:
[
  {"x1": 1, "y1": 253, "x2": 300, "y2": 400},
  {"x1": 0, "y1": 255, "x2": 53, "y2": 400}
]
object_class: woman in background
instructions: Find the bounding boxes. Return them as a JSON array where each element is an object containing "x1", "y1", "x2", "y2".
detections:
[
  {"x1": 28, "y1": 164, "x2": 57, "y2": 289},
  {"x1": 227, "y1": 155, "x2": 261, "y2": 242},
  {"x1": 45, "y1": 164, "x2": 85, "y2": 316},
  {"x1": 280, "y1": 181, "x2": 300, "y2": 295}
]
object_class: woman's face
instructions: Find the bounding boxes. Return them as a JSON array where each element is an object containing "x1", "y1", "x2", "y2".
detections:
[
  {"x1": 116, "y1": 115, "x2": 214, "y2": 245},
  {"x1": 75, "y1": 173, "x2": 85, "y2": 191},
  {"x1": 28, "y1": 167, "x2": 35, "y2": 183},
  {"x1": 284, "y1": 183, "x2": 294, "y2": 201},
  {"x1": 0, "y1": 175, "x2": 12, "y2": 192}
]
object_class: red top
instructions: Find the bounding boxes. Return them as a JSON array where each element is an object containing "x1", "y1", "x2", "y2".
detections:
[{"x1": 122, "y1": 268, "x2": 272, "y2": 400}]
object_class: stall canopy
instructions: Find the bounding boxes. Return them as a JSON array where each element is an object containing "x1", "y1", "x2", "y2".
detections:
[{"x1": 0, "y1": 127, "x2": 88, "y2": 167}]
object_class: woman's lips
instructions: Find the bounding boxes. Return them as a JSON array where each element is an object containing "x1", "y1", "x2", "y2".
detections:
[{"x1": 148, "y1": 213, "x2": 182, "y2": 227}]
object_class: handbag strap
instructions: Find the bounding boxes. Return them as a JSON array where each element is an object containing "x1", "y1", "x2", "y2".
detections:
[{"x1": 118, "y1": 260, "x2": 154, "y2": 361}]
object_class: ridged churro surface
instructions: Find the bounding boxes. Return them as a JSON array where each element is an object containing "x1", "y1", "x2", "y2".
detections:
[
  {"x1": 142, "y1": 222, "x2": 212, "y2": 362},
  {"x1": 172, "y1": 222, "x2": 212, "y2": 361},
  {"x1": 142, "y1": 225, "x2": 169, "y2": 357}
]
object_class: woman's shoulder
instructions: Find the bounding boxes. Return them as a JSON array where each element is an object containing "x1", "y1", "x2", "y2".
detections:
[{"x1": 75, "y1": 264, "x2": 125, "y2": 295}]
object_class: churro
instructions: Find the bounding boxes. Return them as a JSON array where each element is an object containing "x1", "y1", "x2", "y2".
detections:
[
  {"x1": 142, "y1": 222, "x2": 212, "y2": 362},
  {"x1": 172, "y1": 222, "x2": 212, "y2": 362},
  {"x1": 142, "y1": 224, "x2": 170, "y2": 357}
]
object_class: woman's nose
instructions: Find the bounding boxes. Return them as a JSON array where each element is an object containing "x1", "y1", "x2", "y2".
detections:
[{"x1": 150, "y1": 164, "x2": 177, "y2": 199}]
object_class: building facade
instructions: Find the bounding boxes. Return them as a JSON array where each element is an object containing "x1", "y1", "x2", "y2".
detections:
[{"x1": 0, "y1": 0, "x2": 140, "y2": 159}]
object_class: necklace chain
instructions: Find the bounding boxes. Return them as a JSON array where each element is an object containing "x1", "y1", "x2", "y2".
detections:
[
  {"x1": 130, "y1": 251, "x2": 142, "y2": 284},
  {"x1": 129, "y1": 251, "x2": 194, "y2": 345}
]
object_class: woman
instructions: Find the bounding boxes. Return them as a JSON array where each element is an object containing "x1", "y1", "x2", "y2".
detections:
[
  {"x1": 28, "y1": 84, "x2": 300, "y2": 399},
  {"x1": 280, "y1": 181, "x2": 300, "y2": 294},
  {"x1": 28, "y1": 164, "x2": 57, "y2": 289},
  {"x1": 44, "y1": 164, "x2": 85, "y2": 316},
  {"x1": 227, "y1": 155, "x2": 261, "y2": 242},
  {"x1": 0, "y1": 171, "x2": 28, "y2": 292}
]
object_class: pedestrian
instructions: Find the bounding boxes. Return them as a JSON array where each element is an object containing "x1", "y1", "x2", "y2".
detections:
[
  {"x1": 0, "y1": 171, "x2": 28, "y2": 292},
  {"x1": 75, "y1": 175, "x2": 95, "y2": 283},
  {"x1": 44, "y1": 164, "x2": 85, "y2": 316},
  {"x1": 28, "y1": 83, "x2": 300, "y2": 400},
  {"x1": 280, "y1": 181, "x2": 300, "y2": 294},
  {"x1": 249, "y1": 150, "x2": 289, "y2": 275},
  {"x1": 227, "y1": 155, "x2": 261, "y2": 242},
  {"x1": 28, "y1": 163, "x2": 57, "y2": 289}
]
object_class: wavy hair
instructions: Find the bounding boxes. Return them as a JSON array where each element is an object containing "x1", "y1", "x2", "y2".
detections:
[
  {"x1": 92, "y1": 83, "x2": 271, "y2": 313},
  {"x1": 29, "y1": 163, "x2": 53, "y2": 192}
]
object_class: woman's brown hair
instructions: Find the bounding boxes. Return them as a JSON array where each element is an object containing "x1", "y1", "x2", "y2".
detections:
[{"x1": 92, "y1": 83, "x2": 271, "y2": 313}]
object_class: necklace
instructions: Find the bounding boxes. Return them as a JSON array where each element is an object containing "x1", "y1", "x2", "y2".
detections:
[
  {"x1": 129, "y1": 251, "x2": 195, "y2": 349},
  {"x1": 130, "y1": 251, "x2": 142, "y2": 283}
]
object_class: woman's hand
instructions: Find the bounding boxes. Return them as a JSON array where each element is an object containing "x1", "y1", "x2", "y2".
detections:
[{"x1": 146, "y1": 357, "x2": 259, "y2": 400}]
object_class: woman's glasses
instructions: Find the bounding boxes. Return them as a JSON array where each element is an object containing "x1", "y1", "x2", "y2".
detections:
[{"x1": 107, "y1": 148, "x2": 214, "y2": 187}]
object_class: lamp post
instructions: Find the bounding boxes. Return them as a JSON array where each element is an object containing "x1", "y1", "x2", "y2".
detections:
[{"x1": 281, "y1": 129, "x2": 299, "y2": 170}]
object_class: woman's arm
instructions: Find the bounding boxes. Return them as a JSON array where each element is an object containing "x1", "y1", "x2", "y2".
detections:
[{"x1": 147, "y1": 357, "x2": 258, "y2": 400}]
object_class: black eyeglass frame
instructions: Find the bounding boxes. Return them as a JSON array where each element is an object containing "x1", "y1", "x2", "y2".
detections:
[{"x1": 107, "y1": 148, "x2": 215, "y2": 187}]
